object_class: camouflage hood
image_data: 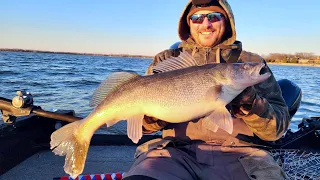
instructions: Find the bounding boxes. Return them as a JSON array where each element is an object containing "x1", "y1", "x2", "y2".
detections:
[{"x1": 178, "y1": 0, "x2": 236, "y2": 46}]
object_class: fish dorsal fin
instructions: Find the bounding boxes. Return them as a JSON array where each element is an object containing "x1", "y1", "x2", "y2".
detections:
[
  {"x1": 90, "y1": 72, "x2": 139, "y2": 107},
  {"x1": 153, "y1": 51, "x2": 199, "y2": 73}
]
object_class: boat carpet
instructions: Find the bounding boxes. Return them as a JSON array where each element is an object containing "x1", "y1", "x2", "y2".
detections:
[{"x1": 0, "y1": 146, "x2": 135, "y2": 180}]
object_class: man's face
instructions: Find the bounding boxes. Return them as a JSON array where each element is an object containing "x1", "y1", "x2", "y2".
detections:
[{"x1": 189, "y1": 10, "x2": 226, "y2": 47}]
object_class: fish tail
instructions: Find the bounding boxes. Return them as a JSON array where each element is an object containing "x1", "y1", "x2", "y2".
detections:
[{"x1": 50, "y1": 120, "x2": 91, "y2": 179}]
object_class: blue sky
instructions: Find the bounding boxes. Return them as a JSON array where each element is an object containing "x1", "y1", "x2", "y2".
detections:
[{"x1": 0, "y1": 0, "x2": 319, "y2": 56}]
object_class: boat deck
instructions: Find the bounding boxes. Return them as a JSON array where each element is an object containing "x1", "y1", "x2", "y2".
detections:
[{"x1": 0, "y1": 146, "x2": 136, "y2": 180}]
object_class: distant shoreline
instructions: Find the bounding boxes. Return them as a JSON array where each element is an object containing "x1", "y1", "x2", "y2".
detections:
[
  {"x1": 2, "y1": 48, "x2": 319, "y2": 67},
  {"x1": 0, "y1": 48, "x2": 153, "y2": 59},
  {"x1": 268, "y1": 62, "x2": 320, "y2": 67}
]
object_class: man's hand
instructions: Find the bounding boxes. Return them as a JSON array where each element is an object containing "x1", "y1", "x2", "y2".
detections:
[
  {"x1": 142, "y1": 116, "x2": 168, "y2": 134},
  {"x1": 230, "y1": 86, "x2": 257, "y2": 116}
]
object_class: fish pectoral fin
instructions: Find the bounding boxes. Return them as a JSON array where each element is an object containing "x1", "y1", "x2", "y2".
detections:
[
  {"x1": 202, "y1": 107, "x2": 233, "y2": 134},
  {"x1": 127, "y1": 114, "x2": 144, "y2": 144},
  {"x1": 201, "y1": 118, "x2": 219, "y2": 132}
]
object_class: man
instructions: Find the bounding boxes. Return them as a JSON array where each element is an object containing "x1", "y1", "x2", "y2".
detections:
[{"x1": 123, "y1": 0, "x2": 290, "y2": 179}]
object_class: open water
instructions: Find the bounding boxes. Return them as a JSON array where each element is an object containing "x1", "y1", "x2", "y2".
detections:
[{"x1": 0, "y1": 51, "x2": 319, "y2": 133}]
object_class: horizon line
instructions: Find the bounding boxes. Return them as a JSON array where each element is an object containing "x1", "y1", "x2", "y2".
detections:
[
  {"x1": 1, "y1": 48, "x2": 319, "y2": 59},
  {"x1": 0, "y1": 48, "x2": 154, "y2": 59}
]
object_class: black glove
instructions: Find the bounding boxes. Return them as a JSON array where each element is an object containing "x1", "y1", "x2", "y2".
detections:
[
  {"x1": 142, "y1": 116, "x2": 168, "y2": 134},
  {"x1": 154, "y1": 48, "x2": 181, "y2": 63},
  {"x1": 230, "y1": 86, "x2": 257, "y2": 116}
]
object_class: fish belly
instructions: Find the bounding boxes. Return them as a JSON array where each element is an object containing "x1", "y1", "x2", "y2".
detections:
[{"x1": 143, "y1": 101, "x2": 214, "y2": 123}]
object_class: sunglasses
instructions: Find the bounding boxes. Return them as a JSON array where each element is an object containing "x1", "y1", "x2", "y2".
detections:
[{"x1": 190, "y1": 12, "x2": 224, "y2": 24}]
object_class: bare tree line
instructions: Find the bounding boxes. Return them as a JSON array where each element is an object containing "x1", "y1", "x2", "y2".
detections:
[{"x1": 262, "y1": 52, "x2": 320, "y2": 64}]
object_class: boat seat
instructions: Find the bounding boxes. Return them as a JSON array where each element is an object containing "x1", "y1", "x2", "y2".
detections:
[{"x1": 277, "y1": 79, "x2": 302, "y2": 119}]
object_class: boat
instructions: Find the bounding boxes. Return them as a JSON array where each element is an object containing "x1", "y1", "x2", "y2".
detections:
[{"x1": 1, "y1": 75, "x2": 319, "y2": 180}]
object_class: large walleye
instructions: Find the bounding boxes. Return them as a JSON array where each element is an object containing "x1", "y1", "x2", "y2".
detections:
[{"x1": 50, "y1": 52, "x2": 271, "y2": 178}]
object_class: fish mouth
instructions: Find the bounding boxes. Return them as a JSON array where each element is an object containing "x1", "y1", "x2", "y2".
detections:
[{"x1": 252, "y1": 63, "x2": 271, "y2": 80}]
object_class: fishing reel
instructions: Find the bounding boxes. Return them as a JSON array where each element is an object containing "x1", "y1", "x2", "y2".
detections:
[
  {"x1": 0, "y1": 90, "x2": 34, "y2": 124},
  {"x1": 11, "y1": 90, "x2": 34, "y2": 108}
]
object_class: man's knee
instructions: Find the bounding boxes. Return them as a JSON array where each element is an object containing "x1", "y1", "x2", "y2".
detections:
[{"x1": 123, "y1": 147, "x2": 197, "y2": 180}]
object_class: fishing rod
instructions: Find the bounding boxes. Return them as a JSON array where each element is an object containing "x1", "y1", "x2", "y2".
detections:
[{"x1": 0, "y1": 90, "x2": 81, "y2": 124}]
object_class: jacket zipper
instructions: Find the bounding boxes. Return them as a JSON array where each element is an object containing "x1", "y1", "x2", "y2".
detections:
[{"x1": 205, "y1": 48, "x2": 210, "y2": 64}]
